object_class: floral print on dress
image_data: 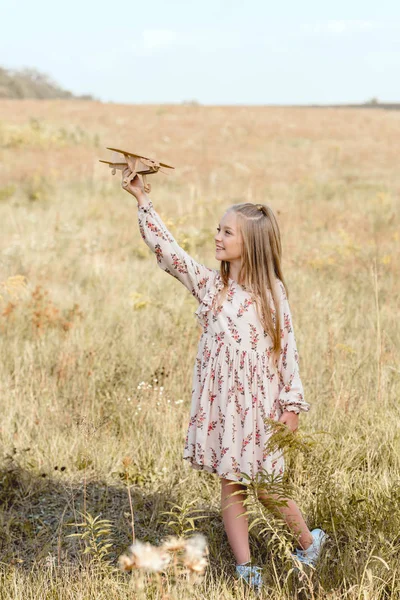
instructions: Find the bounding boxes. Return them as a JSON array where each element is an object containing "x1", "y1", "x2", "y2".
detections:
[
  {"x1": 211, "y1": 304, "x2": 224, "y2": 323},
  {"x1": 240, "y1": 432, "x2": 253, "y2": 457},
  {"x1": 208, "y1": 420, "x2": 218, "y2": 436},
  {"x1": 226, "y1": 285, "x2": 235, "y2": 304},
  {"x1": 210, "y1": 448, "x2": 219, "y2": 469},
  {"x1": 227, "y1": 385, "x2": 235, "y2": 406},
  {"x1": 227, "y1": 316, "x2": 242, "y2": 344},
  {"x1": 138, "y1": 199, "x2": 310, "y2": 484},
  {"x1": 196, "y1": 406, "x2": 207, "y2": 429},
  {"x1": 237, "y1": 297, "x2": 253, "y2": 318},
  {"x1": 231, "y1": 420, "x2": 237, "y2": 443},
  {"x1": 208, "y1": 390, "x2": 217, "y2": 405},
  {"x1": 217, "y1": 407, "x2": 226, "y2": 435},
  {"x1": 202, "y1": 340, "x2": 211, "y2": 369},
  {"x1": 249, "y1": 323, "x2": 260, "y2": 352},
  {"x1": 284, "y1": 312, "x2": 292, "y2": 333}
]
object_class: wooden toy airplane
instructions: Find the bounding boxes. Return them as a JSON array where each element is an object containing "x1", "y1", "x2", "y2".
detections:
[{"x1": 99, "y1": 147, "x2": 174, "y2": 193}]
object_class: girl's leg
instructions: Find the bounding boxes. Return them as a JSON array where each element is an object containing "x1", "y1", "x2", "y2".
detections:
[
  {"x1": 257, "y1": 490, "x2": 313, "y2": 549},
  {"x1": 221, "y1": 478, "x2": 251, "y2": 564}
]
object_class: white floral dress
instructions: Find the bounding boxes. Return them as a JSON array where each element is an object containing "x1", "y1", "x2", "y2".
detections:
[{"x1": 138, "y1": 200, "x2": 310, "y2": 483}]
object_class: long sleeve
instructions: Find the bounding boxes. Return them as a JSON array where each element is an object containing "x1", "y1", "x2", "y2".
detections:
[
  {"x1": 137, "y1": 199, "x2": 214, "y2": 303},
  {"x1": 276, "y1": 284, "x2": 310, "y2": 414}
]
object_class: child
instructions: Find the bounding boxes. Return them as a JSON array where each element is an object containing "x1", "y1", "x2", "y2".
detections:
[{"x1": 122, "y1": 169, "x2": 326, "y2": 592}]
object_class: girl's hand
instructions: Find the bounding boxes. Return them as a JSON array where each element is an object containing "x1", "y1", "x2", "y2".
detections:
[
  {"x1": 121, "y1": 168, "x2": 147, "y2": 200},
  {"x1": 278, "y1": 410, "x2": 299, "y2": 433}
]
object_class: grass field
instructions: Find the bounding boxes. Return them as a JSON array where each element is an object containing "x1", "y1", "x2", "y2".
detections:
[{"x1": 0, "y1": 100, "x2": 399, "y2": 599}]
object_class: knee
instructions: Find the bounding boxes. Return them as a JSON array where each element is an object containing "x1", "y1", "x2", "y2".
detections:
[
  {"x1": 221, "y1": 478, "x2": 245, "y2": 501},
  {"x1": 221, "y1": 478, "x2": 246, "y2": 492},
  {"x1": 257, "y1": 490, "x2": 279, "y2": 502}
]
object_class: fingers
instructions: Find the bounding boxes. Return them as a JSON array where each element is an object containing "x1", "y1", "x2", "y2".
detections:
[
  {"x1": 122, "y1": 169, "x2": 139, "y2": 185},
  {"x1": 278, "y1": 413, "x2": 298, "y2": 433},
  {"x1": 121, "y1": 169, "x2": 144, "y2": 198},
  {"x1": 122, "y1": 168, "x2": 131, "y2": 189}
]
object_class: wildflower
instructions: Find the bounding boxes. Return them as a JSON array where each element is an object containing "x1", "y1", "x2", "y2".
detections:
[
  {"x1": 161, "y1": 536, "x2": 188, "y2": 553},
  {"x1": 119, "y1": 540, "x2": 171, "y2": 573},
  {"x1": 182, "y1": 533, "x2": 209, "y2": 574},
  {"x1": 119, "y1": 554, "x2": 134, "y2": 571},
  {"x1": 184, "y1": 533, "x2": 208, "y2": 558},
  {"x1": 122, "y1": 456, "x2": 132, "y2": 469},
  {"x1": 45, "y1": 554, "x2": 57, "y2": 568}
]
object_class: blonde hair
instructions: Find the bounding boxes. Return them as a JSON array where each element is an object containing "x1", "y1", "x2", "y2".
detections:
[{"x1": 217, "y1": 202, "x2": 288, "y2": 362}]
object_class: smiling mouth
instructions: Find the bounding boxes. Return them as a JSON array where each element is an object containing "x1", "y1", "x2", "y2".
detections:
[{"x1": 216, "y1": 247, "x2": 224, "y2": 250}]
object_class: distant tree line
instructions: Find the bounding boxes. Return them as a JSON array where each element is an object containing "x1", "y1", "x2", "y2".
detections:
[
  {"x1": 308, "y1": 99, "x2": 400, "y2": 110},
  {"x1": 0, "y1": 66, "x2": 94, "y2": 100}
]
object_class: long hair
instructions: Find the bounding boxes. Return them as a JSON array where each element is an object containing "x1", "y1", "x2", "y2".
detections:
[{"x1": 217, "y1": 202, "x2": 288, "y2": 363}]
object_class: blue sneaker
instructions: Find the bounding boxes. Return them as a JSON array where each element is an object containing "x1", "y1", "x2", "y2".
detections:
[
  {"x1": 291, "y1": 528, "x2": 328, "y2": 568},
  {"x1": 235, "y1": 563, "x2": 263, "y2": 593}
]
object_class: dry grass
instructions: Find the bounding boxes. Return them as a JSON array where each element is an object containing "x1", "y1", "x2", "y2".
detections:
[{"x1": 0, "y1": 100, "x2": 399, "y2": 599}]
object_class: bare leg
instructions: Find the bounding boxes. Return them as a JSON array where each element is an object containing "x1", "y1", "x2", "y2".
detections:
[
  {"x1": 257, "y1": 490, "x2": 313, "y2": 550},
  {"x1": 221, "y1": 478, "x2": 251, "y2": 564}
]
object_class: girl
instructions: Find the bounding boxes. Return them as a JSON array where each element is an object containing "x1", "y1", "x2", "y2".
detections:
[{"x1": 122, "y1": 169, "x2": 326, "y2": 592}]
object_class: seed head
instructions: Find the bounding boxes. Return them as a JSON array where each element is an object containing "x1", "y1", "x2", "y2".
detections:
[{"x1": 119, "y1": 540, "x2": 171, "y2": 572}]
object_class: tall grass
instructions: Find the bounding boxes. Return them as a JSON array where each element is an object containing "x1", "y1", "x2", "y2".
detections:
[{"x1": 0, "y1": 101, "x2": 399, "y2": 598}]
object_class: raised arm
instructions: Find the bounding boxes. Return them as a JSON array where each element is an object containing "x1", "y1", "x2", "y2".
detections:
[
  {"x1": 123, "y1": 169, "x2": 214, "y2": 302},
  {"x1": 137, "y1": 199, "x2": 214, "y2": 301},
  {"x1": 276, "y1": 283, "x2": 310, "y2": 414}
]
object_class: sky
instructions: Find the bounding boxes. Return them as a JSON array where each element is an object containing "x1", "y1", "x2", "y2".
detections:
[{"x1": 1, "y1": 0, "x2": 400, "y2": 105}]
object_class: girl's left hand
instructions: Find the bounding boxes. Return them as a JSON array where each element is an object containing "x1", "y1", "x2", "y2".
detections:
[{"x1": 279, "y1": 411, "x2": 299, "y2": 433}]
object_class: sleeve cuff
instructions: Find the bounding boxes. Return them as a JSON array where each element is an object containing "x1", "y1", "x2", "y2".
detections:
[
  {"x1": 137, "y1": 199, "x2": 153, "y2": 213},
  {"x1": 278, "y1": 400, "x2": 310, "y2": 414}
]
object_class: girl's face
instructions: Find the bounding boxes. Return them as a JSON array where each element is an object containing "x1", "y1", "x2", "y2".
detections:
[{"x1": 215, "y1": 210, "x2": 242, "y2": 262}]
